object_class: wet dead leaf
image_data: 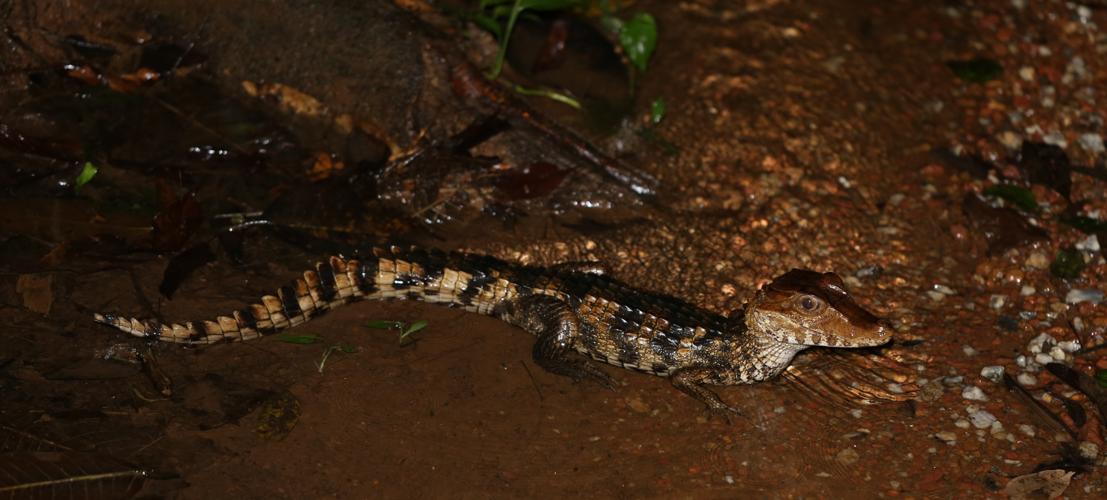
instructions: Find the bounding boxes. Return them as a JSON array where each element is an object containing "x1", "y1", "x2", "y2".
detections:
[
  {"x1": 255, "y1": 391, "x2": 301, "y2": 441},
  {"x1": 16, "y1": 273, "x2": 53, "y2": 315},
  {"x1": 306, "y1": 151, "x2": 345, "y2": 181},
  {"x1": 1004, "y1": 469, "x2": 1073, "y2": 500},
  {"x1": 0, "y1": 197, "x2": 150, "y2": 243},
  {"x1": 0, "y1": 424, "x2": 72, "y2": 453},
  {"x1": 0, "y1": 452, "x2": 148, "y2": 499},
  {"x1": 495, "y1": 161, "x2": 569, "y2": 200},
  {"x1": 1045, "y1": 363, "x2": 1107, "y2": 426},
  {"x1": 159, "y1": 242, "x2": 216, "y2": 299},
  {"x1": 962, "y1": 194, "x2": 1047, "y2": 255},
  {"x1": 151, "y1": 181, "x2": 202, "y2": 251},
  {"x1": 1018, "y1": 142, "x2": 1072, "y2": 200}
]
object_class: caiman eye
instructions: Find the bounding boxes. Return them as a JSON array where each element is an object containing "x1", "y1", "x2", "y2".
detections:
[{"x1": 798, "y1": 295, "x2": 821, "y2": 312}]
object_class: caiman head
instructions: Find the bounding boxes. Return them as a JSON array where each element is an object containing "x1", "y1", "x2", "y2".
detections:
[{"x1": 745, "y1": 269, "x2": 889, "y2": 348}]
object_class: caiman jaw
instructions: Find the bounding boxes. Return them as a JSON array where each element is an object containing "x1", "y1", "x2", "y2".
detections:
[{"x1": 745, "y1": 269, "x2": 889, "y2": 348}]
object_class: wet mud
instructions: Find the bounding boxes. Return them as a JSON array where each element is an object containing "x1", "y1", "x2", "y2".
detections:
[{"x1": 1, "y1": 0, "x2": 1106, "y2": 498}]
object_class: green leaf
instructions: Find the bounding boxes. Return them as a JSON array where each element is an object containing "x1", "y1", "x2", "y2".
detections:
[
  {"x1": 518, "y1": 0, "x2": 580, "y2": 10},
  {"x1": 402, "y1": 319, "x2": 429, "y2": 338},
  {"x1": 618, "y1": 13, "x2": 657, "y2": 72},
  {"x1": 512, "y1": 84, "x2": 581, "y2": 109},
  {"x1": 599, "y1": 14, "x2": 623, "y2": 35},
  {"x1": 275, "y1": 334, "x2": 324, "y2": 344},
  {"x1": 75, "y1": 161, "x2": 99, "y2": 192},
  {"x1": 1097, "y1": 370, "x2": 1107, "y2": 388},
  {"x1": 650, "y1": 97, "x2": 666, "y2": 124},
  {"x1": 947, "y1": 57, "x2": 1002, "y2": 83},
  {"x1": 983, "y1": 184, "x2": 1038, "y2": 213},
  {"x1": 1050, "y1": 247, "x2": 1085, "y2": 280},
  {"x1": 486, "y1": 0, "x2": 583, "y2": 80},
  {"x1": 1059, "y1": 214, "x2": 1107, "y2": 234},
  {"x1": 367, "y1": 320, "x2": 402, "y2": 330},
  {"x1": 335, "y1": 344, "x2": 358, "y2": 354},
  {"x1": 472, "y1": 13, "x2": 504, "y2": 39}
]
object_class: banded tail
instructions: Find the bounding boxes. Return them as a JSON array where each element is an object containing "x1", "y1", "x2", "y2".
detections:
[{"x1": 94, "y1": 247, "x2": 539, "y2": 345}]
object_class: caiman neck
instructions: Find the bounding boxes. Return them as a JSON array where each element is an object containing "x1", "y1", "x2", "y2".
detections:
[{"x1": 732, "y1": 324, "x2": 808, "y2": 382}]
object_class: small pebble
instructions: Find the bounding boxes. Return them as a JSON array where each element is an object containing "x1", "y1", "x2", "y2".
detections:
[
  {"x1": 942, "y1": 376, "x2": 964, "y2": 386},
  {"x1": 835, "y1": 448, "x2": 860, "y2": 466},
  {"x1": 968, "y1": 408, "x2": 997, "y2": 429},
  {"x1": 1065, "y1": 289, "x2": 1104, "y2": 305},
  {"x1": 989, "y1": 295, "x2": 1007, "y2": 309},
  {"x1": 1034, "y1": 353, "x2": 1054, "y2": 366},
  {"x1": 1018, "y1": 66, "x2": 1035, "y2": 81},
  {"x1": 774, "y1": 406, "x2": 786, "y2": 414},
  {"x1": 998, "y1": 131, "x2": 1022, "y2": 150},
  {"x1": 1057, "y1": 340, "x2": 1080, "y2": 353},
  {"x1": 1075, "y1": 234, "x2": 1100, "y2": 252},
  {"x1": 1028, "y1": 333, "x2": 1056, "y2": 353},
  {"x1": 962, "y1": 345, "x2": 978, "y2": 357},
  {"x1": 1049, "y1": 346, "x2": 1066, "y2": 361},
  {"x1": 926, "y1": 291, "x2": 946, "y2": 302},
  {"x1": 1017, "y1": 372, "x2": 1038, "y2": 386},
  {"x1": 849, "y1": 409, "x2": 863, "y2": 419},
  {"x1": 934, "y1": 431, "x2": 957, "y2": 444},
  {"x1": 955, "y1": 419, "x2": 971, "y2": 429},
  {"x1": 1078, "y1": 442, "x2": 1099, "y2": 460},
  {"x1": 962, "y1": 386, "x2": 988, "y2": 401},
  {"x1": 1024, "y1": 252, "x2": 1050, "y2": 270},
  {"x1": 724, "y1": 475, "x2": 734, "y2": 484},
  {"x1": 1020, "y1": 285, "x2": 1036, "y2": 296},
  {"x1": 1078, "y1": 133, "x2": 1105, "y2": 154},
  {"x1": 1018, "y1": 424, "x2": 1036, "y2": 437},
  {"x1": 886, "y1": 383, "x2": 904, "y2": 394},
  {"x1": 932, "y1": 284, "x2": 956, "y2": 295},
  {"x1": 980, "y1": 365, "x2": 1005, "y2": 382}
]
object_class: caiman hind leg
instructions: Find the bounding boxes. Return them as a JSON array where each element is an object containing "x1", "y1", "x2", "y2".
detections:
[
  {"x1": 670, "y1": 367, "x2": 740, "y2": 418},
  {"x1": 496, "y1": 294, "x2": 615, "y2": 388}
]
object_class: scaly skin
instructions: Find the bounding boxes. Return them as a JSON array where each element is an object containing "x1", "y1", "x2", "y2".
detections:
[{"x1": 94, "y1": 245, "x2": 890, "y2": 414}]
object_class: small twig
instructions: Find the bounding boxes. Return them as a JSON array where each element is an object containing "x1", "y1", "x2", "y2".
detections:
[{"x1": 520, "y1": 360, "x2": 543, "y2": 401}]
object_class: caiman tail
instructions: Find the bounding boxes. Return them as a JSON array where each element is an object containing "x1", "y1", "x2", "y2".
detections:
[{"x1": 94, "y1": 246, "x2": 541, "y2": 345}]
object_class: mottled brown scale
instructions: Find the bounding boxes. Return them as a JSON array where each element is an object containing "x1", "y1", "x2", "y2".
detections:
[{"x1": 94, "y1": 246, "x2": 890, "y2": 415}]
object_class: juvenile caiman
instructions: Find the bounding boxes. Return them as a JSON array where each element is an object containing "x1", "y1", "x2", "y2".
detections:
[{"x1": 95, "y1": 245, "x2": 890, "y2": 414}]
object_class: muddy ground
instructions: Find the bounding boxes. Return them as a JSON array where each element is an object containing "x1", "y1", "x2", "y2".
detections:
[{"x1": 2, "y1": 0, "x2": 1107, "y2": 498}]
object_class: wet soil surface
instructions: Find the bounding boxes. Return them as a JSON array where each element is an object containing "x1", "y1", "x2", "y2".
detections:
[{"x1": 2, "y1": 0, "x2": 1107, "y2": 498}]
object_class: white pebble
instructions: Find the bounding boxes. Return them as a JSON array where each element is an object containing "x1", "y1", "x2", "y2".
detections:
[
  {"x1": 962, "y1": 386, "x2": 988, "y2": 401},
  {"x1": 926, "y1": 291, "x2": 946, "y2": 302},
  {"x1": 933, "y1": 284, "x2": 956, "y2": 295},
  {"x1": 962, "y1": 345, "x2": 978, "y2": 357},
  {"x1": 1049, "y1": 346, "x2": 1066, "y2": 361},
  {"x1": 1034, "y1": 353, "x2": 1054, "y2": 366},
  {"x1": 1078, "y1": 133, "x2": 1104, "y2": 154},
  {"x1": 1075, "y1": 234, "x2": 1100, "y2": 252},
  {"x1": 955, "y1": 419, "x2": 971, "y2": 429},
  {"x1": 1017, "y1": 372, "x2": 1038, "y2": 386},
  {"x1": 1018, "y1": 424, "x2": 1036, "y2": 437},
  {"x1": 1057, "y1": 340, "x2": 1080, "y2": 353},
  {"x1": 1020, "y1": 285, "x2": 1036, "y2": 296},
  {"x1": 1018, "y1": 66, "x2": 1035, "y2": 81},
  {"x1": 1065, "y1": 289, "x2": 1104, "y2": 305},
  {"x1": 980, "y1": 366, "x2": 1005, "y2": 382},
  {"x1": 989, "y1": 295, "x2": 1007, "y2": 309},
  {"x1": 969, "y1": 409, "x2": 997, "y2": 429}
]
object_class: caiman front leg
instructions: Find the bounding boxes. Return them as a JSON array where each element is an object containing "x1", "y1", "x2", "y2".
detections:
[
  {"x1": 670, "y1": 367, "x2": 740, "y2": 418},
  {"x1": 496, "y1": 294, "x2": 615, "y2": 388}
]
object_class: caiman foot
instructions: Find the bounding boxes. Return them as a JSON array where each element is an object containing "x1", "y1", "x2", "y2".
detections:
[
  {"x1": 671, "y1": 367, "x2": 739, "y2": 421},
  {"x1": 498, "y1": 294, "x2": 615, "y2": 389}
]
